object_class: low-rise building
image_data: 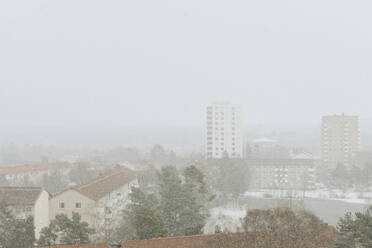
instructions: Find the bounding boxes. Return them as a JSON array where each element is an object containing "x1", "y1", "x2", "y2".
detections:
[
  {"x1": 247, "y1": 159, "x2": 315, "y2": 190},
  {"x1": 49, "y1": 168, "x2": 141, "y2": 240},
  {"x1": 244, "y1": 138, "x2": 289, "y2": 159},
  {"x1": 0, "y1": 162, "x2": 84, "y2": 185},
  {"x1": 0, "y1": 186, "x2": 50, "y2": 239}
]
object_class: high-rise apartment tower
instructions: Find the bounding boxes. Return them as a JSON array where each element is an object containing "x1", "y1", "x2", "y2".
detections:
[
  {"x1": 206, "y1": 102, "x2": 243, "y2": 159},
  {"x1": 321, "y1": 114, "x2": 359, "y2": 169}
]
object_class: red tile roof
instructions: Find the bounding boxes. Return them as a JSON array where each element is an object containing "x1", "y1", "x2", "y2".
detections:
[
  {"x1": 52, "y1": 167, "x2": 139, "y2": 201},
  {"x1": 0, "y1": 162, "x2": 81, "y2": 175},
  {"x1": 39, "y1": 233, "x2": 242, "y2": 248},
  {"x1": 0, "y1": 186, "x2": 44, "y2": 205},
  {"x1": 39, "y1": 227, "x2": 337, "y2": 248},
  {"x1": 122, "y1": 233, "x2": 230, "y2": 248},
  {"x1": 40, "y1": 243, "x2": 108, "y2": 248}
]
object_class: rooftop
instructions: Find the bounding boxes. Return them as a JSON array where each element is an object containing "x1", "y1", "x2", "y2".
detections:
[
  {"x1": 0, "y1": 186, "x2": 44, "y2": 205},
  {"x1": 0, "y1": 162, "x2": 82, "y2": 175},
  {"x1": 39, "y1": 227, "x2": 336, "y2": 248},
  {"x1": 54, "y1": 167, "x2": 139, "y2": 201}
]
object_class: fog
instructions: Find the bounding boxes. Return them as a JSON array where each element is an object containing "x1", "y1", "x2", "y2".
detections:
[
  {"x1": 2, "y1": 1, "x2": 372, "y2": 246},
  {"x1": 1, "y1": 0, "x2": 372, "y2": 137}
]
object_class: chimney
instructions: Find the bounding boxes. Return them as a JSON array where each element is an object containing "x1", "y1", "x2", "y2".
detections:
[{"x1": 74, "y1": 239, "x2": 80, "y2": 247}]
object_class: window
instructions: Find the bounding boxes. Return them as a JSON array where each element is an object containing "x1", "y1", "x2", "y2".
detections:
[
  {"x1": 105, "y1": 207, "x2": 112, "y2": 214},
  {"x1": 75, "y1": 202, "x2": 82, "y2": 209},
  {"x1": 59, "y1": 202, "x2": 65, "y2": 209},
  {"x1": 24, "y1": 206, "x2": 32, "y2": 212}
]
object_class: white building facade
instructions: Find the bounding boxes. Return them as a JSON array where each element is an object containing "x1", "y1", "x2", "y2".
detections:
[
  {"x1": 321, "y1": 114, "x2": 359, "y2": 169},
  {"x1": 49, "y1": 168, "x2": 140, "y2": 241},
  {"x1": 206, "y1": 102, "x2": 243, "y2": 159},
  {"x1": 0, "y1": 187, "x2": 50, "y2": 239}
]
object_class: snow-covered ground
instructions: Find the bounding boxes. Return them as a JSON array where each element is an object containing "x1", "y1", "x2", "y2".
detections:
[
  {"x1": 205, "y1": 206, "x2": 246, "y2": 234},
  {"x1": 205, "y1": 189, "x2": 372, "y2": 234},
  {"x1": 244, "y1": 189, "x2": 372, "y2": 204}
]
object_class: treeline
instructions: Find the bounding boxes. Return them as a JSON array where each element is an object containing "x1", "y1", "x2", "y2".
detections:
[
  {"x1": 320, "y1": 163, "x2": 372, "y2": 192},
  {"x1": 113, "y1": 165, "x2": 211, "y2": 240}
]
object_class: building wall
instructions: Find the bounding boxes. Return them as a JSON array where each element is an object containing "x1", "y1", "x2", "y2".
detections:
[
  {"x1": 49, "y1": 190, "x2": 96, "y2": 228},
  {"x1": 34, "y1": 190, "x2": 50, "y2": 239},
  {"x1": 7, "y1": 190, "x2": 50, "y2": 239},
  {"x1": 248, "y1": 159, "x2": 315, "y2": 190},
  {"x1": 206, "y1": 102, "x2": 243, "y2": 159},
  {"x1": 322, "y1": 115, "x2": 359, "y2": 169},
  {"x1": 95, "y1": 179, "x2": 138, "y2": 239},
  {"x1": 49, "y1": 179, "x2": 138, "y2": 241}
]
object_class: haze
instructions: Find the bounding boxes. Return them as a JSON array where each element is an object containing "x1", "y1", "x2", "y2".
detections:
[{"x1": 1, "y1": 0, "x2": 372, "y2": 147}]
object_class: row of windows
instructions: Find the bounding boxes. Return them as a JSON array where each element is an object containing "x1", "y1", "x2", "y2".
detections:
[
  {"x1": 24, "y1": 206, "x2": 33, "y2": 212},
  {"x1": 207, "y1": 152, "x2": 239, "y2": 156},
  {"x1": 59, "y1": 202, "x2": 81, "y2": 209}
]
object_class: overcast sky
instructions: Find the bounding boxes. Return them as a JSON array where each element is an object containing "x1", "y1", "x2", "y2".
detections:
[{"x1": 1, "y1": 0, "x2": 372, "y2": 133}]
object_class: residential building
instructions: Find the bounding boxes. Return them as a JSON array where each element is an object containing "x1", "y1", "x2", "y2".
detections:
[
  {"x1": 0, "y1": 162, "x2": 85, "y2": 185},
  {"x1": 245, "y1": 138, "x2": 289, "y2": 159},
  {"x1": 290, "y1": 148, "x2": 314, "y2": 160},
  {"x1": 206, "y1": 102, "x2": 243, "y2": 159},
  {"x1": 49, "y1": 167, "x2": 141, "y2": 240},
  {"x1": 321, "y1": 114, "x2": 359, "y2": 169},
  {"x1": 0, "y1": 186, "x2": 50, "y2": 239},
  {"x1": 247, "y1": 159, "x2": 315, "y2": 190}
]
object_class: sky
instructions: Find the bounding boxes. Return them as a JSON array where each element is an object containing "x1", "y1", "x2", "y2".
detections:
[{"x1": 1, "y1": 0, "x2": 372, "y2": 136}]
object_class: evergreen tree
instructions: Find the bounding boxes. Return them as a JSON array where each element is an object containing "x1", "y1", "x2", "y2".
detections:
[
  {"x1": 123, "y1": 187, "x2": 165, "y2": 240},
  {"x1": 331, "y1": 163, "x2": 349, "y2": 191},
  {"x1": 349, "y1": 165, "x2": 364, "y2": 191},
  {"x1": 122, "y1": 166, "x2": 209, "y2": 239},
  {"x1": 37, "y1": 225, "x2": 58, "y2": 246},
  {"x1": 0, "y1": 175, "x2": 9, "y2": 186},
  {"x1": 0, "y1": 201, "x2": 35, "y2": 248},
  {"x1": 132, "y1": 205, "x2": 167, "y2": 240},
  {"x1": 336, "y1": 207, "x2": 372, "y2": 248},
  {"x1": 216, "y1": 159, "x2": 249, "y2": 197},
  {"x1": 41, "y1": 170, "x2": 69, "y2": 194},
  {"x1": 183, "y1": 165, "x2": 207, "y2": 196},
  {"x1": 157, "y1": 166, "x2": 185, "y2": 236},
  {"x1": 38, "y1": 212, "x2": 95, "y2": 246},
  {"x1": 157, "y1": 166, "x2": 207, "y2": 236},
  {"x1": 13, "y1": 215, "x2": 35, "y2": 248},
  {"x1": 68, "y1": 165, "x2": 98, "y2": 185}
]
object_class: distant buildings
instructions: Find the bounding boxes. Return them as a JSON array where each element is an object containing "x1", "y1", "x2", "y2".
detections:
[
  {"x1": 205, "y1": 102, "x2": 243, "y2": 159},
  {"x1": 248, "y1": 159, "x2": 315, "y2": 190},
  {"x1": 0, "y1": 162, "x2": 84, "y2": 185},
  {"x1": 244, "y1": 138, "x2": 289, "y2": 159},
  {"x1": 0, "y1": 186, "x2": 50, "y2": 239},
  {"x1": 321, "y1": 114, "x2": 359, "y2": 169}
]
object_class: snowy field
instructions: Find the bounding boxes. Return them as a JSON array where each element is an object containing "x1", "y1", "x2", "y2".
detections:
[
  {"x1": 244, "y1": 189, "x2": 372, "y2": 204},
  {"x1": 205, "y1": 190, "x2": 372, "y2": 233},
  {"x1": 205, "y1": 206, "x2": 246, "y2": 234}
]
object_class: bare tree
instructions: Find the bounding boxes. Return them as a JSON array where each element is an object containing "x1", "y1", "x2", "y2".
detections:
[{"x1": 211, "y1": 207, "x2": 337, "y2": 248}]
